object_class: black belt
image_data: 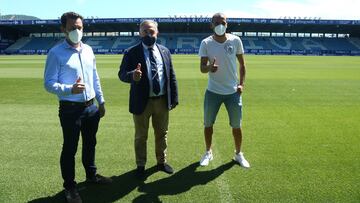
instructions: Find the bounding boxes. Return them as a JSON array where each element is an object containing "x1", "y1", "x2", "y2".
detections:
[
  {"x1": 149, "y1": 94, "x2": 166, "y2": 99},
  {"x1": 60, "y1": 99, "x2": 94, "y2": 107}
]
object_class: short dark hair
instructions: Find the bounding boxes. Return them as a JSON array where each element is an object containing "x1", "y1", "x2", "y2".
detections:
[
  {"x1": 211, "y1": 12, "x2": 226, "y2": 23},
  {"x1": 60, "y1": 12, "x2": 83, "y2": 27}
]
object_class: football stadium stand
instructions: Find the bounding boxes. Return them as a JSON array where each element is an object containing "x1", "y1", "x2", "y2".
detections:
[
  {"x1": 4, "y1": 35, "x2": 360, "y2": 56},
  {"x1": 1, "y1": 18, "x2": 360, "y2": 55}
]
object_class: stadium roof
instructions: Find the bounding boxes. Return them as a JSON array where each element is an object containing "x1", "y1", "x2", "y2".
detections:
[
  {"x1": 1, "y1": 18, "x2": 360, "y2": 36},
  {"x1": 0, "y1": 14, "x2": 40, "y2": 20}
]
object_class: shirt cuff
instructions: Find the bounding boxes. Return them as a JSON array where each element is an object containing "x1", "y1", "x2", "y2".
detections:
[
  {"x1": 97, "y1": 97, "x2": 105, "y2": 105},
  {"x1": 64, "y1": 84, "x2": 73, "y2": 95}
]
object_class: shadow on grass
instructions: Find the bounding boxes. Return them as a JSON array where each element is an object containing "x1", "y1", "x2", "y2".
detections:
[
  {"x1": 29, "y1": 161, "x2": 235, "y2": 203},
  {"x1": 28, "y1": 166, "x2": 158, "y2": 203},
  {"x1": 133, "y1": 161, "x2": 236, "y2": 202}
]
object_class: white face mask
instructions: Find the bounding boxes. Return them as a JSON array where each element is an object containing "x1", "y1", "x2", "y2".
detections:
[
  {"x1": 68, "y1": 29, "x2": 83, "y2": 44},
  {"x1": 214, "y1": 24, "x2": 226, "y2": 36}
]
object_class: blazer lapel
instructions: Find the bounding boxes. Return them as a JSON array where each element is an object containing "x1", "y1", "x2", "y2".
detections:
[
  {"x1": 156, "y1": 44, "x2": 169, "y2": 78},
  {"x1": 136, "y1": 43, "x2": 148, "y2": 77}
]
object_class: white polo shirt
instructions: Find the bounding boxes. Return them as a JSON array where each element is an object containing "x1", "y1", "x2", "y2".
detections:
[{"x1": 198, "y1": 34, "x2": 244, "y2": 95}]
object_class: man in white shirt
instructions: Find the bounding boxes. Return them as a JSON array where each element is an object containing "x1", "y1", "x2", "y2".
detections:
[
  {"x1": 44, "y1": 12, "x2": 112, "y2": 203},
  {"x1": 198, "y1": 13, "x2": 250, "y2": 168}
]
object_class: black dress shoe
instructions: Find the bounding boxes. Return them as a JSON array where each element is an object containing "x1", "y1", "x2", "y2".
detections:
[
  {"x1": 64, "y1": 187, "x2": 82, "y2": 203},
  {"x1": 86, "y1": 174, "x2": 112, "y2": 184},
  {"x1": 157, "y1": 163, "x2": 174, "y2": 174},
  {"x1": 136, "y1": 166, "x2": 145, "y2": 179}
]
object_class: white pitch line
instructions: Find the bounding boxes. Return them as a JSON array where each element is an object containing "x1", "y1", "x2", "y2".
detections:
[
  {"x1": 193, "y1": 66, "x2": 234, "y2": 202},
  {"x1": 212, "y1": 149, "x2": 234, "y2": 203}
]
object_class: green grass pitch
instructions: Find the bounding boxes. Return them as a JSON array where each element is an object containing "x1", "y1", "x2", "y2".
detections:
[{"x1": 0, "y1": 54, "x2": 359, "y2": 202}]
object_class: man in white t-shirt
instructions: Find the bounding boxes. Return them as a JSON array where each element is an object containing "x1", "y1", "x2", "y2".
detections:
[{"x1": 198, "y1": 13, "x2": 250, "y2": 168}]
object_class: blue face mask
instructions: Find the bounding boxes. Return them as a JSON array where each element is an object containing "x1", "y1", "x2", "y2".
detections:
[{"x1": 142, "y1": 35, "x2": 156, "y2": 46}]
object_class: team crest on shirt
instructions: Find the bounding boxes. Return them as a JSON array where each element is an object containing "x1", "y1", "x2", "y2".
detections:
[{"x1": 224, "y1": 42, "x2": 234, "y2": 55}]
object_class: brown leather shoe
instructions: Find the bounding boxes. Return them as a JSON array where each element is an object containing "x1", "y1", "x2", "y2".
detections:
[
  {"x1": 64, "y1": 188, "x2": 82, "y2": 203},
  {"x1": 86, "y1": 174, "x2": 112, "y2": 184}
]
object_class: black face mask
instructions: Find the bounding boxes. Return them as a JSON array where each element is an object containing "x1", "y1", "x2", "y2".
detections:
[{"x1": 142, "y1": 35, "x2": 156, "y2": 46}]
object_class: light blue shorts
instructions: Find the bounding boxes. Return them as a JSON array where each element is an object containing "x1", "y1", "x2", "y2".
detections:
[{"x1": 204, "y1": 90, "x2": 242, "y2": 128}]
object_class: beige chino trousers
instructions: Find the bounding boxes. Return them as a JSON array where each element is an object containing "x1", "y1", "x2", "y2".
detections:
[{"x1": 133, "y1": 96, "x2": 169, "y2": 166}]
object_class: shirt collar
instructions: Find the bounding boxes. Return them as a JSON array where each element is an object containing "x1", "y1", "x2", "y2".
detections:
[{"x1": 63, "y1": 39, "x2": 83, "y2": 52}]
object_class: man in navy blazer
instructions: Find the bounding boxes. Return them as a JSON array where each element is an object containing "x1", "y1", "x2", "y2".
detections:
[{"x1": 119, "y1": 20, "x2": 178, "y2": 178}]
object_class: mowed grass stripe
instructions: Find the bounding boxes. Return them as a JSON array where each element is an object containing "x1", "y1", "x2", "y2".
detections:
[{"x1": 0, "y1": 54, "x2": 359, "y2": 202}]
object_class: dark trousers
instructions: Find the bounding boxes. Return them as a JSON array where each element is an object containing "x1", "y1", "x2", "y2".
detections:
[{"x1": 58, "y1": 103, "x2": 100, "y2": 190}]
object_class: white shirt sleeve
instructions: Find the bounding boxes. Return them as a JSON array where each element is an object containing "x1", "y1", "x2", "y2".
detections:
[
  {"x1": 44, "y1": 50, "x2": 73, "y2": 96},
  {"x1": 93, "y1": 57, "x2": 105, "y2": 104},
  {"x1": 236, "y1": 37, "x2": 245, "y2": 55},
  {"x1": 198, "y1": 40, "x2": 208, "y2": 57}
]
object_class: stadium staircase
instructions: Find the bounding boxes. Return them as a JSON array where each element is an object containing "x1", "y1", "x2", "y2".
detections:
[
  {"x1": 347, "y1": 38, "x2": 360, "y2": 50},
  {"x1": 5, "y1": 37, "x2": 32, "y2": 53}
]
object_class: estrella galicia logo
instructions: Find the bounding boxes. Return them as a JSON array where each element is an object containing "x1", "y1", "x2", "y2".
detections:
[{"x1": 224, "y1": 42, "x2": 234, "y2": 55}]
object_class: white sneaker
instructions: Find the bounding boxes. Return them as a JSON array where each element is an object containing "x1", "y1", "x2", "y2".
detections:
[
  {"x1": 234, "y1": 152, "x2": 250, "y2": 168},
  {"x1": 199, "y1": 150, "x2": 213, "y2": 166}
]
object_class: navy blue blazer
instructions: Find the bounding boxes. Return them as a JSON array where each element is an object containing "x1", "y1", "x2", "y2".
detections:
[{"x1": 119, "y1": 43, "x2": 179, "y2": 115}]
